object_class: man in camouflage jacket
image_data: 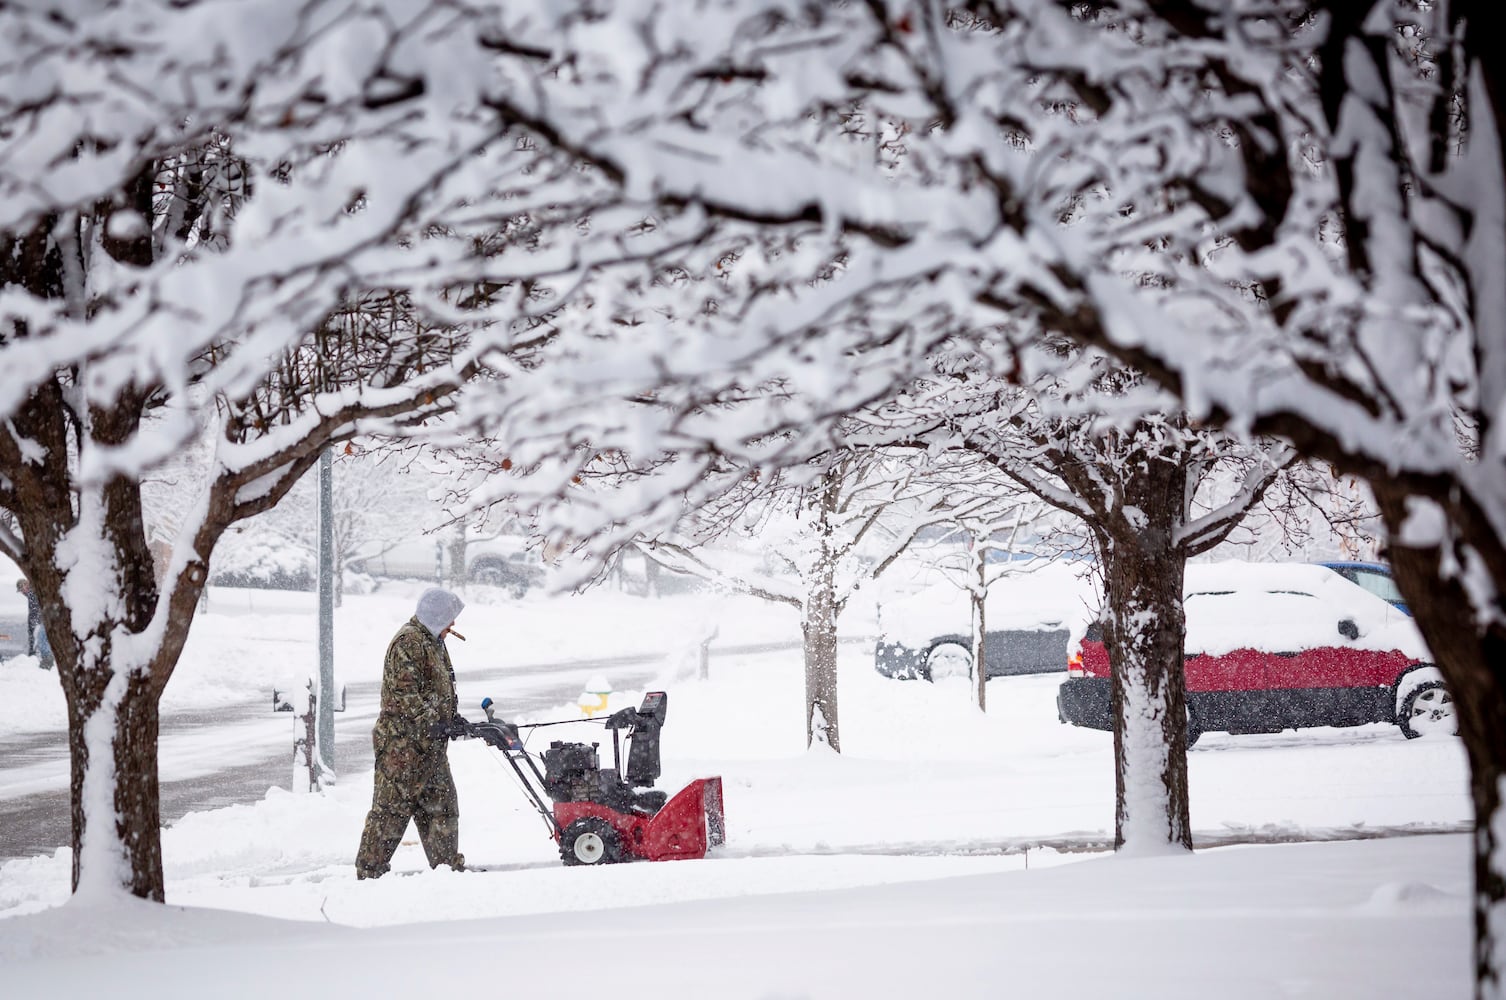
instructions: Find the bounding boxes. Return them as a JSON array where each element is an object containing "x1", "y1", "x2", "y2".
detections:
[{"x1": 356, "y1": 587, "x2": 467, "y2": 879}]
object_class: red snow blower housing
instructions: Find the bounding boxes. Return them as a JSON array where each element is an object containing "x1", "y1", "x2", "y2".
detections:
[{"x1": 443, "y1": 691, "x2": 725, "y2": 866}]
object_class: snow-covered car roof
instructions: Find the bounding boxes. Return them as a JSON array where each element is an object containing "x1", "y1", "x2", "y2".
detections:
[
  {"x1": 1183, "y1": 561, "x2": 1427, "y2": 659},
  {"x1": 877, "y1": 560, "x2": 1100, "y2": 648}
]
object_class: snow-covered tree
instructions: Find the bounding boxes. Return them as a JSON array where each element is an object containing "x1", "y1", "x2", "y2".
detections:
[
  {"x1": 863, "y1": 349, "x2": 1293, "y2": 851},
  {"x1": 917, "y1": 491, "x2": 1058, "y2": 712},
  {"x1": 1207, "y1": 464, "x2": 1386, "y2": 564},
  {"x1": 640, "y1": 448, "x2": 987, "y2": 749},
  {"x1": 0, "y1": 2, "x2": 647, "y2": 902}
]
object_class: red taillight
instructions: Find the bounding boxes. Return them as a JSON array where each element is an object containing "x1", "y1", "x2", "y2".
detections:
[{"x1": 1068, "y1": 650, "x2": 1084, "y2": 678}]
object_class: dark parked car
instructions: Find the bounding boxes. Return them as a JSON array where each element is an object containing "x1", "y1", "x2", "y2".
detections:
[
  {"x1": 1057, "y1": 561, "x2": 1449, "y2": 745},
  {"x1": 875, "y1": 561, "x2": 1097, "y2": 681},
  {"x1": 1321, "y1": 560, "x2": 1409, "y2": 615}
]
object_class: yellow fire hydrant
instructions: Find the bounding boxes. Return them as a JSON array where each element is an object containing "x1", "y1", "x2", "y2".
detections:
[{"x1": 578, "y1": 675, "x2": 612, "y2": 717}]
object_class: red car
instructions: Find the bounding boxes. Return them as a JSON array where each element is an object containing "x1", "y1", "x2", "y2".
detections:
[{"x1": 1056, "y1": 562, "x2": 1453, "y2": 745}]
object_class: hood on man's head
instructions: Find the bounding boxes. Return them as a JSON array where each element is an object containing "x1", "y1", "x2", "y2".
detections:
[{"x1": 416, "y1": 588, "x2": 465, "y2": 636}]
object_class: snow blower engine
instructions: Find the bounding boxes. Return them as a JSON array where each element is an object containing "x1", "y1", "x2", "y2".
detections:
[{"x1": 448, "y1": 690, "x2": 725, "y2": 866}]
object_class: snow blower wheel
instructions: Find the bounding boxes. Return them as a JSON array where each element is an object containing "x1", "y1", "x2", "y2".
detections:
[{"x1": 561, "y1": 817, "x2": 622, "y2": 866}]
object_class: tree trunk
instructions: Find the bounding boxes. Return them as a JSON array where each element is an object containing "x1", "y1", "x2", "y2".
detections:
[
  {"x1": 803, "y1": 469, "x2": 842, "y2": 751},
  {"x1": 4, "y1": 373, "x2": 214, "y2": 903},
  {"x1": 802, "y1": 583, "x2": 841, "y2": 751},
  {"x1": 1375, "y1": 488, "x2": 1506, "y2": 995},
  {"x1": 971, "y1": 548, "x2": 987, "y2": 712},
  {"x1": 447, "y1": 522, "x2": 467, "y2": 592},
  {"x1": 67, "y1": 665, "x2": 164, "y2": 900},
  {"x1": 1101, "y1": 534, "x2": 1192, "y2": 852},
  {"x1": 1085, "y1": 444, "x2": 1195, "y2": 854},
  {"x1": 46, "y1": 477, "x2": 182, "y2": 901}
]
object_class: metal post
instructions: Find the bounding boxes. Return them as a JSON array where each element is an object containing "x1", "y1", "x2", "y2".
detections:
[{"x1": 317, "y1": 446, "x2": 335, "y2": 774}]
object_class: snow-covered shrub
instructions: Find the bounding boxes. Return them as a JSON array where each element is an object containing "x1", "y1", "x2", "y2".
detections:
[{"x1": 211, "y1": 532, "x2": 314, "y2": 591}]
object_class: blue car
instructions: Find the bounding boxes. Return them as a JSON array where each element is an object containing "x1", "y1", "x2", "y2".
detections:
[{"x1": 1320, "y1": 561, "x2": 1410, "y2": 615}]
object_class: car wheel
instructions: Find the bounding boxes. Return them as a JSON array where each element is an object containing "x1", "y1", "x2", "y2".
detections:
[
  {"x1": 926, "y1": 642, "x2": 972, "y2": 682},
  {"x1": 1398, "y1": 681, "x2": 1457, "y2": 739},
  {"x1": 471, "y1": 560, "x2": 504, "y2": 587},
  {"x1": 560, "y1": 817, "x2": 623, "y2": 866}
]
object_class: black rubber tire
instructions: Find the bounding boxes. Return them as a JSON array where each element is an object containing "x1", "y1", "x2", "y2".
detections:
[
  {"x1": 1397, "y1": 680, "x2": 1457, "y2": 740},
  {"x1": 560, "y1": 817, "x2": 623, "y2": 866},
  {"x1": 471, "y1": 560, "x2": 505, "y2": 586},
  {"x1": 924, "y1": 642, "x2": 973, "y2": 682}
]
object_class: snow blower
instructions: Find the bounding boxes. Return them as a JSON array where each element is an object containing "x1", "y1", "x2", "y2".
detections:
[{"x1": 443, "y1": 690, "x2": 726, "y2": 866}]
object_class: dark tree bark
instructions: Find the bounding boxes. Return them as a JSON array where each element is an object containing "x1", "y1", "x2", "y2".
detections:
[
  {"x1": 1094, "y1": 459, "x2": 1193, "y2": 852},
  {"x1": 1056, "y1": 439, "x2": 1193, "y2": 851},
  {"x1": 1374, "y1": 485, "x2": 1506, "y2": 993}
]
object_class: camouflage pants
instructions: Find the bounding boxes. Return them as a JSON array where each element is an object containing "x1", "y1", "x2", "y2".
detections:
[{"x1": 355, "y1": 733, "x2": 462, "y2": 878}]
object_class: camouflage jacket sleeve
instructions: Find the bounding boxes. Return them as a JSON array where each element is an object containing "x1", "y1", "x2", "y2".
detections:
[{"x1": 379, "y1": 619, "x2": 457, "y2": 740}]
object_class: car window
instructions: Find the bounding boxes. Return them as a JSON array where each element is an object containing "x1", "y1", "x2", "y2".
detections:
[{"x1": 1353, "y1": 570, "x2": 1405, "y2": 604}]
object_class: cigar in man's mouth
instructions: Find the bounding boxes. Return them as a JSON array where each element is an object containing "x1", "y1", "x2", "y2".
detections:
[{"x1": 446, "y1": 627, "x2": 467, "y2": 641}]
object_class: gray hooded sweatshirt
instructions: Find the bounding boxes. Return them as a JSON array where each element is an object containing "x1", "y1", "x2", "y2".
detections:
[{"x1": 416, "y1": 587, "x2": 465, "y2": 637}]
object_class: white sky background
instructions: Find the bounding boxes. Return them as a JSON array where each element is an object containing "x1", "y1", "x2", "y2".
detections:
[{"x1": 0, "y1": 573, "x2": 1475, "y2": 998}]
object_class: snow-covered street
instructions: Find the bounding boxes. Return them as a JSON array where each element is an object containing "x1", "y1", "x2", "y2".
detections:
[{"x1": 0, "y1": 582, "x2": 1474, "y2": 997}]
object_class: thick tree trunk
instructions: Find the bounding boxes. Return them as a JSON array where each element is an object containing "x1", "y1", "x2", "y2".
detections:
[
  {"x1": 55, "y1": 474, "x2": 174, "y2": 900},
  {"x1": 1093, "y1": 448, "x2": 1194, "y2": 854},
  {"x1": 9, "y1": 386, "x2": 204, "y2": 902},
  {"x1": 68, "y1": 666, "x2": 164, "y2": 900},
  {"x1": 1376, "y1": 488, "x2": 1506, "y2": 996},
  {"x1": 1102, "y1": 536, "x2": 1192, "y2": 852}
]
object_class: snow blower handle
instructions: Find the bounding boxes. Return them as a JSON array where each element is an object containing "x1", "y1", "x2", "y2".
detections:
[
  {"x1": 426, "y1": 715, "x2": 473, "y2": 740},
  {"x1": 453, "y1": 699, "x2": 519, "y2": 750}
]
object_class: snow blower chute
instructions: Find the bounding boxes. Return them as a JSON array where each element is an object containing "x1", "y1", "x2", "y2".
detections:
[{"x1": 442, "y1": 691, "x2": 726, "y2": 866}]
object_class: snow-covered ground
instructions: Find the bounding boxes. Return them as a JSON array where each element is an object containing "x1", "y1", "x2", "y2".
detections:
[{"x1": 0, "y1": 580, "x2": 1476, "y2": 998}]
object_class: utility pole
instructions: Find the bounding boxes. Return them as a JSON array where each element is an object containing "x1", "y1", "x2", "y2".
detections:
[{"x1": 317, "y1": 446, "x2": 335, "y2": 774}]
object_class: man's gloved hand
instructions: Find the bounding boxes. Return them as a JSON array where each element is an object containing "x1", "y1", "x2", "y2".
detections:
[{"x1": 427, "y1": 717, "x2": 470, "y2": 740}]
